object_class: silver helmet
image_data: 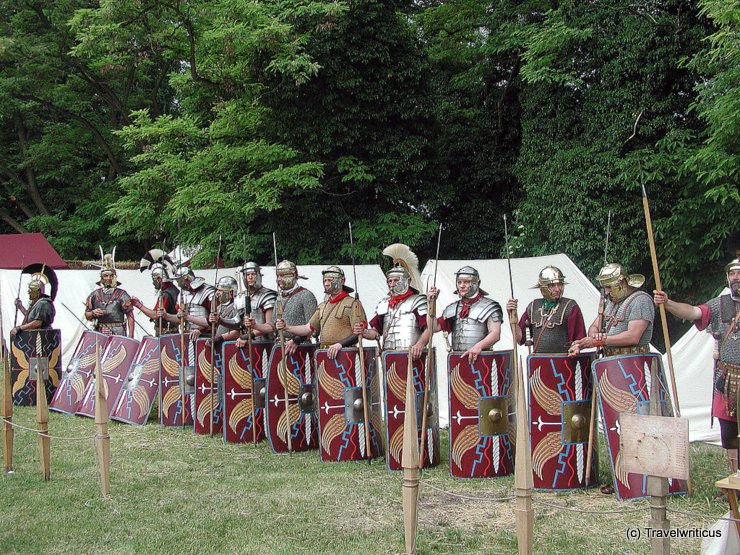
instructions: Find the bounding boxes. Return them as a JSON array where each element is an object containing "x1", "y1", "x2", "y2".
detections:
[
  {"x1": 239, "y1": 261, "x2": 262, "y2": 289},
  {"x1": 216, "y1": 275, "x2": 238, "y2": 303},
  {"x1": 454, "y1": 266, "x2": 481, "y2": 298},
  {"x1": 386, "y1": 264, "x2": 411, "y2": 296}
]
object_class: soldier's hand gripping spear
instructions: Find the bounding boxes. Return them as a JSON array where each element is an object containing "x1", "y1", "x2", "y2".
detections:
[
  {"x1": 349, "y1": 222, "x2": 372, "y2": 461},
  {"x1": 273, "y1": 233, "x2": 292, "y2": 453},
  {"x1": 418, "y1": 223, "x2": 442, "y2": 470}
]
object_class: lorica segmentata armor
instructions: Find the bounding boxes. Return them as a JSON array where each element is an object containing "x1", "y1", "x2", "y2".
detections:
[
  {"x1": 377, "y1": 294, "x2": 427, "y2": 350},
  {"x1": 443, "y1": 297, "x2": 502, "y2": 351}
]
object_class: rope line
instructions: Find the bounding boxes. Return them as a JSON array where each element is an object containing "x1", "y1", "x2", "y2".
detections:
[{"x1": 2, "y1": 417, "x2": 97, "y2": 441}]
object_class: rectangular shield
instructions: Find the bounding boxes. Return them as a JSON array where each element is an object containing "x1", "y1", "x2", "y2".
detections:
[
  {"x1": 110, "y1": 336, "x2": 161, "y2": 425},
  {"x1": 593, "y1": 353, "x2": 688, "y2": 500},
  {"x1": 265, "y1": 343, "x2": 318, "y2": 453},
  {"x1": 51, "y1": 331, "x2": 108, "y2": 414},
  {"x1": 76, "y1": 336, "x2": 140, "y2": 418},
  {"x1": 10, "y1": 329, "x2": 62, "y2": 406},
  {"x1": 158, "y1": 333, "x2": 194, "y2": 427},
  {"x1": 193, "y1": 338, "x2": 223, "y2": 435},
  {"x1": 528, "y1": 353, "x2": 597, "y2": 491},
  {"x1": 315, "y1": 347, "x2": 383, "y2": 462},
  {"x1": 383, "y1": 350, "x2": 440, "y2": 472},
  {"x1": 448, "y1": 350, "x2": 514, "y2": 478},
  {"x1": 221, "y1": 341, "x2": 272, "y2": 444}
]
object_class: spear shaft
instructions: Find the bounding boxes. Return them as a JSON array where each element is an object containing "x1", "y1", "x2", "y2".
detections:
[
  {"x1": 209, "y1": 235, "x2": 222, "y2": 436},
  {"x1": 418, "y1": 223, "x2": 442, "y2": 469},
  {"x1": 273, "y1": 233, "x2": 292, "y2": 452},
  {"x1": 349, "y1": 222, "x2": 372, "y2": 459}
]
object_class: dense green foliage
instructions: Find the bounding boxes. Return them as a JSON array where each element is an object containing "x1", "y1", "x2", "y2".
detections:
[{"x1": 0, "y1": 0, "x2": 736, "y2": 299}]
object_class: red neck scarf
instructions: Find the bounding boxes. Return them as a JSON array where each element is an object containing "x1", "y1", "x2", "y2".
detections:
[
  {"x1": 328, "y1": 291, "x2": 349, "y2": 304},
  {"x1": 459, "y1": 293, "x2": 482, "y2": 319},
  {"x1": 388, "y1": 289, "x2": 414, "y2": 309}
]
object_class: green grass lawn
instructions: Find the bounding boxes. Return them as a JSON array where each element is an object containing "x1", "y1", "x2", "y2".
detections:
[{"x1": 0, "y1": 402, "x2": 730, "y2": 554}]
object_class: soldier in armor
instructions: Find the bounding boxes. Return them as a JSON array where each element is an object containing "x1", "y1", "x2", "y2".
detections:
[
  {"x1": 354, "y1": 246, "x2": 428, "y2": 358},
  {"x1": 569, "y1": 263, "x2": 654, "y2": 357},
  {"x1": 426, "y1": 266, "x2": 503, "y2": 364},
  {"x1": 84, "y1": 249, "x2": 134, "y2": 337},
  {"x1": 506, "y1": 266, "x2": 586, "y2": 354},
  {"x1": 242, "y1": 260, "x2": 317, "y2": 355},
  {"x1": 130, "y1": 250, "x2": 180, "y2": 335},
  {"x1": 277, "y1": 266, "x2": 365, "y2": 359},
  {"x1": 158, "y1": 267, "x2": 215, "y2": 339},
  {"x1": 12, "y1": 269, "x2": 56, "y2": 336},
  {"x1": 655, "y1": 258, "x2": 740, "y2": 473},
  {"x1": 185, "y1": 276, "x2": 241, "y2": 346},
  {"x1": 234, "y1": 262, "x2": 277, "y2": 342}
]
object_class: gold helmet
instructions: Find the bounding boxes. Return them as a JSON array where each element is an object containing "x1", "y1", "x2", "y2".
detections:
[
  {"x1": 597, "y1": 263, "x2": 644, "y2": 302},
  {"x1": 531, "y1": 266, "x2": 567, "y2": 302},
  {"x1": 276, "y1": 260, "x2": 306, "y2": 290}
]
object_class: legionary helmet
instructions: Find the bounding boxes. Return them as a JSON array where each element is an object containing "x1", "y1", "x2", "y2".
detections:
[
  {"x1": 239, "y1": 261, "x2": 262, "y2": 289},
  {"x1": 216, "y1": 275, "x2": 238, "y2": 303},
  {"x1": 597, "y1": 263, "x2": 644, "y2": 302},
  {"x1": 382, "y1": 243, "x2": 422, "y2": 296},
  {"x1": 322, "y1": 265, "x2": 353, "y2": 294},
  {"x1": 276, "y1": 260, "x2": 305, "y2": 290},
  {"x1": 454, "y1": 266, "x2": 485, "y2": 298},
  {"x1": 531, "y1": 266, "x2": 568, "y2": 302},
  {"x1": 139, "y1": 248, "x2": 176, "y2": 290},
  {"x1": 22, "y1": 263, "x2": 58, "y2": 302},
  {"x1": 96, "y1": 246, "x2": 120, "y2": 287}
]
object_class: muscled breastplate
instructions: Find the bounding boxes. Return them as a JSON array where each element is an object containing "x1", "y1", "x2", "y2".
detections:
[
  {"x1": 444, "y1": 297, "x2": 502, "y2": 351},
  {"x1": 378, "y1": 294, "x2": 427, "y2": 350},
  {"x1": 528, "y1": 298, "x2": 574, "y2": 354}
]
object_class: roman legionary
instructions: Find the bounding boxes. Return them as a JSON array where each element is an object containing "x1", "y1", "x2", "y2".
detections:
[
  {"x1": 569, "y1": 262, "x2": 655, "y2": 495},
  {"x1": 655, "y1": 258, "x2": 740, "y2": 474},
  {"x1": 130, "y1": 249, "x2": 179, "y2": 336},
  {"x1": 234, "y1": 262, "x2": 277, "y2": 342},
  {"x1": 242, "y1": 260, "x2": 317, "y2": 353},
  {"x1": 506, "y1": 266, "x2": 586, "y2": 353},
  {"x1": 426, "y1": 266, "x2": 503, "y2": 363},
  {"x1": 162, "y1": 267, "x2": 216, "y2": 339},
  {"x1": 186, "y1": 276, "x2": 241, "y2": 346},
  {"x1": 569, "y1": 263, "x2": 653, "y2": 357},
  {"x1": 354, "y1": 245, "x2": 428, "y2": 357},
  {"x1": 277, "y1": 266, "x2": 365, "y2": 359},
  {"x1": 84, "y1": 248, "x2": 134, "y2": 337},
  {"x1": 12, "y1": 267, "x2": 57, "y2": 336}
]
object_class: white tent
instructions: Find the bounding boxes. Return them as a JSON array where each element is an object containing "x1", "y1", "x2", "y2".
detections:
[{"x1": 0, "y1": 264, "x2": 387, "y2": 369}]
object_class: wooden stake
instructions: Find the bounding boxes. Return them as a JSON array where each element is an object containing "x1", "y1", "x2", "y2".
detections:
[
  {"x1": 2, "y1": 347, "x2": 14, "y2": 473},
  {"x1": 35, "y1": 333, "x2": 50, "y2": 481},
  {"x1": 94, "y1": 339, "x2": 110, "y2": 497},
  {"x1": 513, "y1": 350, "x2": 534, "y2": 555},
  {"x1": 401, "y1": 349, "x2": 420, "y2": 555}
]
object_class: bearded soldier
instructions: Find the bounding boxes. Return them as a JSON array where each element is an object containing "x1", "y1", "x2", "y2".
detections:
[
  {"x1": 277, "y1": 266, "x2": 365, "y2": 359},
  {"x1": 84, "y1": 249, "x2": 134, "y2": 337},
  {"x1": 506, "y1": 266, "x2": 586, "y2": 353},
  {"x1": 655, "y1": 258, "x2": 740, "y2": 474},
  {"x1": 131, "y1": 249, "x2": 179, "y2": 336},
  {"x1": 569, "y1": 263, "x2": 653, "y2": 357},
  {"x1": 243, "y1": 260, "x2": 317, "y2": 354},
  {"x1": 426, "y1": 266, "x2": 503, "y2": 363},
  {"x1": 234, "y1": 262, "x2": 277, "y2": 342},
  {"x1": 12, "y1": 268, "x2": 56, "y2": 337}
]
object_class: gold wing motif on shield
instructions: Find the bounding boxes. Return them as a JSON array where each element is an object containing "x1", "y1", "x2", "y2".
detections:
[
  {"x1": 532, "y1": 431, "x2": 562, "y2": 479},
  {"x1": 277, "y1": 404, "x2": 301, "y2": 441},
  {"x1": 198, "y1": 348, "x2": 212, "y2": 382},
  {"x1": 531, "y1": 367, "x2": 561, "y2": 416},
  {"x1": 103, "y1": 346, "x2": 127, "y2": 374},
  {"x1": 320, "y1": 413, "x2": 345, "y2": 454},
  {"x1": 317, "y1": 361, "x2": 344, "y2": 400},
  {"x1": 450, "y1": 366, "x2": 478, "y2": 409},
  {"x1": 389, "y1": 424, "x2": 404, "y2": 464},
  {"x1": 600, "y1": 373, "x2": 637, "y2": 414},
  {"x1": 228, "y1": 354, "x2": 252, "y2": 390},
  {"x1": 451, "y1": 425, "x2": 479, "y2": 470},
  {"x1": 161, "y1": 347, "x2": 179, "y2": 377}
]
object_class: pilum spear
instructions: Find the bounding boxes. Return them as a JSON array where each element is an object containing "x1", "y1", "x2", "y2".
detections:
[
  {"x1": 209, "y1": 235, "x2": 223, "y2": 436},
  {"x1": 641, "y1": 184, "x2": 680, "y2": 416},
  {"x1": 418, "y1": 223, "x2": 442, "y2": 470},
  {"x1": 504, "y1": 215, "x2": 533, "y2": 555},
  {"x1": 273, "y1": 233, "x2": 292, "y2": 453},
  {"x1": 349, "y1": 222, "x2": 372, "y2": 460}
]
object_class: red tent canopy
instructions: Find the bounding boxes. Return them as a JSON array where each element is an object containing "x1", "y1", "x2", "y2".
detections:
[{"x1": 0, "y1": 233, "x2": 68, "y2": 269}]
